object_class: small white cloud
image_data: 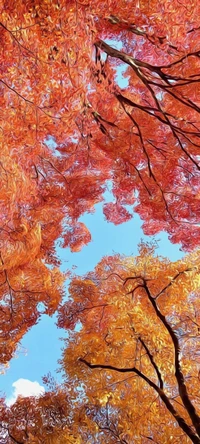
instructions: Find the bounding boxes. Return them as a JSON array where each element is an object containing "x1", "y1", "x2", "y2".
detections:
[{"x1": 6, "y1": 378, "x2": 45, "y2": 406}]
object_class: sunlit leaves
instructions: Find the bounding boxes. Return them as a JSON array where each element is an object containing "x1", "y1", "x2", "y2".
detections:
[{"x1": 59, "y1": 245, "x2": 200, "y2": 442}]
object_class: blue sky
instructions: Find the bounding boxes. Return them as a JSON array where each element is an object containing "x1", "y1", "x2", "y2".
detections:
[{"x1": 0, "y1": 200, "x2": 183, "y2": 401}]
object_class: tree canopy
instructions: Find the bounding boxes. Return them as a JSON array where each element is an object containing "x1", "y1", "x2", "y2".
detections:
[
  {"x1": 0, "y1": 0, "x2": 200, "y2": 442},
  {"x1": 1, "y1": 245, "x2": 200, "y2": 443},
  {"x1": 59, "y1": 244, "x2": 200, "y2": 444}
]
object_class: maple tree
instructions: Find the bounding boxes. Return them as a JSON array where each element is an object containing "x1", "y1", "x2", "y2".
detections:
[{"x1": 59, "y1": 243, "x2": 200, "y2": 443}]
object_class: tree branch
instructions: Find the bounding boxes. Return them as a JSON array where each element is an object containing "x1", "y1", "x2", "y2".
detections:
[
  {"x1": 155, "y1": 269, "x2": 193, "y2": 299},
  {"x1": 95, "y1": 39, "x2": 200, "y2": 171},
  {"x1": 143, "y1": 280, "x2": 200, "y2": 437},
  {"x1": 138, "y1": 336, "x2": 163, "y2": 389},
  {"x1": 79, "y1": 358, "x2": 200, "y2": 444}
]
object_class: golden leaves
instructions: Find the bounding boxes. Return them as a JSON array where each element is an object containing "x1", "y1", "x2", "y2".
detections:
[{"x1": 60, "y1": 245, "x2": 200, "y2": 442}]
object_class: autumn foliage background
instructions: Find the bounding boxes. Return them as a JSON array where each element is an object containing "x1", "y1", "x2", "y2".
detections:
[{"x1": 0, "y1": 0, "x2": 200, "y2": 443}]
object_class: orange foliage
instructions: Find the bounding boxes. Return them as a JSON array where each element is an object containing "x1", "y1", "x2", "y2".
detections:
[
  {"x1": 0, "y1": 0, "x2": 200, "y2": 441},
  {"x1": 0, "y1": 388, "x2": 80, "y2": 444},
  {"x1": 3, "y1": 246, "x2": 200, "y2": 443},
  {"x1": 59, "y1": 244, "x2": 200, "y2": 443}
]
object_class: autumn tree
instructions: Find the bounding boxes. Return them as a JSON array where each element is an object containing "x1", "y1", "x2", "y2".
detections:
[
  {"x1": 1, "y1": 0, "x2": 200, "y2": 250},
  {"x1": 0, "y1": 371, "x2": 102, "y2": 444},
  {"x1": 0, "y1": 0, "x2": 109, "y2": 366},
  {"x1": 58, "y1": 244, "x2": 200, "y2": 443},
  {"x1": 0, "y1": 0, "x2": 200, "y2": 440},
  {"x1": 0, "y1": 388, "x2": 80, "y2": 443},
  {"x1": 0, "y1": 0, "x2": 200, "y2": 365}
]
